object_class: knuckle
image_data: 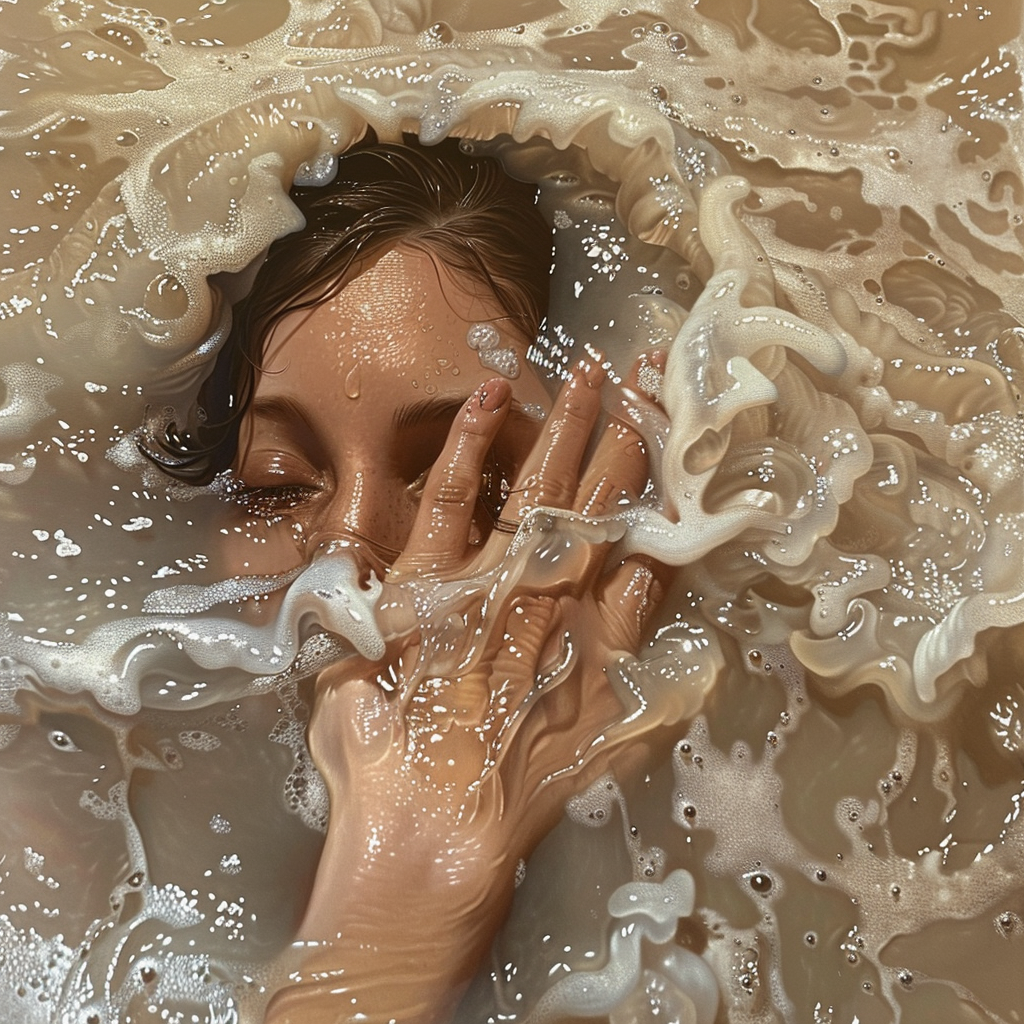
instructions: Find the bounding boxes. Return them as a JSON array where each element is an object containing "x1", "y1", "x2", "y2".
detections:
[
  {"x1": 432, "y1": 475, "x2": 476, "y2": 507},
  {"x1": 554, "y1": 401, "x2": 597, "y2": 439},
  {"x1": 534, "y1": 477, "x2": 575, "y2": 508},
  {"x1": 579, "y1": 477, "x2": 617, "y2": 516}
]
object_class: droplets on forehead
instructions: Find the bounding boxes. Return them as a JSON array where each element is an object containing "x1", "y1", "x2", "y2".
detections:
[
  {"x1": 229, "y1": 240, "x2": 549, "y2": 576},
  {"x1": 260, "y1": 245, "x2": 531, "y2": 391}
]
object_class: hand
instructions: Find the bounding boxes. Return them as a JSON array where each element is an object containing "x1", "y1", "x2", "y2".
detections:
[{"x1": 267, "y1": 356, "x2": 666, "y2": 1024}]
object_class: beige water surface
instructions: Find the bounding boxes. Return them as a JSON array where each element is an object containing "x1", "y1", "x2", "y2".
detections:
[{"x1": 1, "y1": 0, "x2": 1023, "y2": 1021}]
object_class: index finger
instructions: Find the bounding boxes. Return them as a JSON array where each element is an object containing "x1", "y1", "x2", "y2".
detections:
[
  {"x1": 501, "y1": 355, "x2": 607, "y2": 523},
  {"x1": 390, "y1": 378, "x2": 512, "y2": 577}
]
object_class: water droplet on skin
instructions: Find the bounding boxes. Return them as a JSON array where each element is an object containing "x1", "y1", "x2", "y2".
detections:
[
  {"x1": 344, "y1": 363, "x2": 361, "y2": 399},
  {"x1": 514, "y1": 858, "x2": 527, "y2": 886},
  {"x1": 467, "y1": 322, "x2": 500, "y2": 350},
  {"x1": 479, "y1": 347, "x2": 520, "y2": 379}
]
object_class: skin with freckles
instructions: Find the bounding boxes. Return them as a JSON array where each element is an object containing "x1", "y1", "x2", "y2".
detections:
[
  {"x1": 225, "y1": 246, "x2": 552, "y2": 580},
  {"x1": 242, "y1": 244, "x2": 664, "y2": 1024}
]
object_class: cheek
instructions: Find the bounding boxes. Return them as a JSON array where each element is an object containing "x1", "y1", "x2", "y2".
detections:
[{"x1": 219, "y1": 514, "x2": 306, "y2": 576}]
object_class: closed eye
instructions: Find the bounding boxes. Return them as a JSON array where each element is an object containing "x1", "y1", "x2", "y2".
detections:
[{"x1": 230, "y1": 482, "x2": 320, "y2": 519}]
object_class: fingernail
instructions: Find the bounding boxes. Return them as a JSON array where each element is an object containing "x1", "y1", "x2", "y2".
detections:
[
  {"x1": 479, "y1": 378, "x2": 511, "y2": 411},
  {"x1": 570, "y1": 356, "x2": 606, "y2": 390},
  {"x1": 584, "y1": 354, "x2": 607, "y2": 388}
]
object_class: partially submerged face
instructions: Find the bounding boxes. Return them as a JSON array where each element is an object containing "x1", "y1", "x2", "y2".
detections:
[{"x1": 226, "y1": 245, "x2": 551, "y2": 577}]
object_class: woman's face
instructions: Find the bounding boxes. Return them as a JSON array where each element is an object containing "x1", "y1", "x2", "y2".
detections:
[{"x1": 226, "y1": 245, "x2": 551, "y2": 577}]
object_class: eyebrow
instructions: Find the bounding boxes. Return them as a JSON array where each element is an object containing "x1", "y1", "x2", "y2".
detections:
[
  {"x1": 250, "y1": 395, "x2": 319, "y2": 433},
  {"x1": 245, "y1": 395, "x2": 324, "y2": 463},
  {"x1": 393, "y1": 396, "x2": 468, "y2": 432}
]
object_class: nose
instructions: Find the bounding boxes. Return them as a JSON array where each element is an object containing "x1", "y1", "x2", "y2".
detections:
[
  {"x1": 307, "y1": 466, "x2": 418, "y2": 571},
  {"x1": 304, "y1": 533, "x2": 392, "y2": 590}
]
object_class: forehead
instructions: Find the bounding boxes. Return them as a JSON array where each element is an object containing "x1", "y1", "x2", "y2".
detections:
[{"x1": 261, "y1": 246, "x2": 513, "y2": 378}]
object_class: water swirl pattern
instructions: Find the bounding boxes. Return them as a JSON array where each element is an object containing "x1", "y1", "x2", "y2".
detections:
[{"x1": 1, "y1": 0, "x2": 1023, "y2": 1020}]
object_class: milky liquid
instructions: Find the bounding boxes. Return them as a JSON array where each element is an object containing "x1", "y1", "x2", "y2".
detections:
[{"x1": 2, "y1": 0, "x2": 1024, "y2": 1021}]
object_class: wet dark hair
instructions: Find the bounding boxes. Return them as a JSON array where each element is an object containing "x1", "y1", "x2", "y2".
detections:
[{"x1": 144, "y1": 134, "x2": 552, "y2": 484}]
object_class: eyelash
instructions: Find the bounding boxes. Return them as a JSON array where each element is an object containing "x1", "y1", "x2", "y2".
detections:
[{"x1": 230, "y1": 484, "x2": 320, "y2": 519}]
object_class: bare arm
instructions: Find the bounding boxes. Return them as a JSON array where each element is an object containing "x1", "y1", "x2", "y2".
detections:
[{"x1": 266, "y1": 359, "x2": 661, "y2": 1024}]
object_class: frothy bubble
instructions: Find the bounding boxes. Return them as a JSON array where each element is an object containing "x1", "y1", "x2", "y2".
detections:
[{"x1": 2, "y1": 0, "x2": 1024, "y2": 1019}]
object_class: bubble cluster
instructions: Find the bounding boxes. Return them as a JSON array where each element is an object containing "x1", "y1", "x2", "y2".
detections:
[{"x1": 2, "y1": 0, "x2": 1024, "y2": 1019}]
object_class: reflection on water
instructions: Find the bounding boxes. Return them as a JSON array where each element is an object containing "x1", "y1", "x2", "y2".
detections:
[{"x1": 2, "y1": 0, "x2": 1024, "y2": 1020}]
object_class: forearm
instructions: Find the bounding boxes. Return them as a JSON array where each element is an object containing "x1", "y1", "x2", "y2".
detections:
[
  {"x1": 265, "y1": 817, "x2": 513, "y2": 1024},
  {"x1": 265, "y1": 916, "x2": 492, "y2": 1024}
]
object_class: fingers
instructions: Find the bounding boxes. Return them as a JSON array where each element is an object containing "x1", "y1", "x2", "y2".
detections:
[
  {"x1": 596, "y1": 557, "x2": 662, "y2": 653},
  {"x1": 392, "y1": 349, "x2": 660, "y2": 582},
  {"x1": 501, "y1": 349, "x2": 661, "y2": 524},
  {"x1": 483, "y1": 594, "x2": 562, "y2": 757},
  {"x1": 575, "y1": 415, "x2": 647, "y2": 517},
  {"x1": 391, "y1": 378, "x2": 512, "y2": 576},
  {"x1": 575, "y1": 348, "x2": 665, "y2": 516},
  {"x1": 492, "y1": 595, "x2": 562, "y2": 695},
  {"x1": 501, "y1": 356, "x2": 606, "y2": 521}
]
